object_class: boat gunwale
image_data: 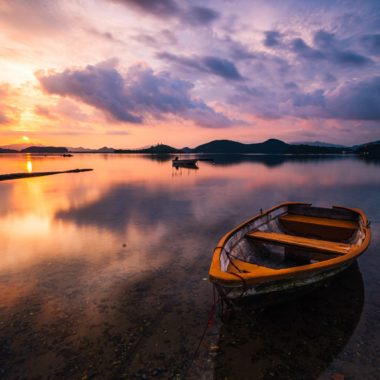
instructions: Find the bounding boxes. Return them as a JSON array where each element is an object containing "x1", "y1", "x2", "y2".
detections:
[{"x1": 209, "y1": 202, "x2": 371, "y2": 286}]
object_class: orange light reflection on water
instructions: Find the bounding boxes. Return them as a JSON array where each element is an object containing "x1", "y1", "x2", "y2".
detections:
[
  {"x1": 26, "y1": 160, "x2": 32, "y2": 173},
  {"x1": 0, "y1": 154, "x2": 379, "y2": 275}
]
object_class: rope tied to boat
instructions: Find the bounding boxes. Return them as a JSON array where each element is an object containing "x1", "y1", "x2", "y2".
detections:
[
  {"x1": 214, "y1": 246, "x2": 248, "y2": 299},
  {"x1": 214, "y1": 246, "x2": 244, "y2": 273}
]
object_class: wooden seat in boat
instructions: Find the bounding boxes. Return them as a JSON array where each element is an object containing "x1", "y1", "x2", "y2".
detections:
[
  {"x1": 279, "y1": 214, "x2": 357, "y2": 240},
  {"x1": 227, "y1": 258, "x2": 260, "y2": 273},
  {"x1": 280, "y1": 214, "x2": 357, "y2": 230},
  {"x1": 246, "y1": 231, "x2": 350, "y2": 255}
]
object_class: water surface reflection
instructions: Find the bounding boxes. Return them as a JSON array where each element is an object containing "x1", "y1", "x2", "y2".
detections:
[{"x1": 0, "y1": 154, "x2": 379, "y2": 378}]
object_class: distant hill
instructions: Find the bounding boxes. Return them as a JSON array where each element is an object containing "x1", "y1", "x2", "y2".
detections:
[
  {"x1": 192, "y1": 139, "x2": 290, "y2": 154},
  {"x1": 355, "y1": 142, "x2": 380, "y2": 156},
  {"x1": 21, "y1": 146, "x2": 68, "y2": 153},
  {"x1": 191, "y1": 138, "x2": 349, "y2": 154},
  {"x1": 0, "y1": 148, "x2": 18, "y2": 153},
  {"x1": 68, "y1": 146, "x2": 115, "y2": 153},
  {"x1": 67, "y1": 146, "x2": 94, "y2": 153},
  {"x1": 292, "y1": 141, "x2": 347, "y2": 148},
  {"x1": 287, "y1": 144, "x2": 351, "y2": 154},
  {"x1": 193, "y1": 140, "x2": 248, "y2": 153},
  {"x1": 114, "y1": 144, "x2": 182, "y2": 154},
  {"x1": 97, "y1": 146, "x2": 115, "y2": 153},
  {"x1": 1, "y1": 143, "x2": 43, "y2": 151}
]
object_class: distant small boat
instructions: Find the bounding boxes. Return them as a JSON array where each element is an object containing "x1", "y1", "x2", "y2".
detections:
[
  {"x1": 209, "y1": 202, "x2": 371, "y2": 305},
  {"x1": 63, "y1": 154, "x2": 73, "y2": 157},
  {"x1": 172, "y1": 157, "x2": 198, "y2": 167}
]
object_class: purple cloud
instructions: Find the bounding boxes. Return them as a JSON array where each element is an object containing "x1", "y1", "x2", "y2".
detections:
[
  {"x1": 360, "y1": 34, "x2": 380, "y2": 55},
  {"x1": 110, "y1": 0, "x2": 219, "y2": 26},
  {"x1": 332, "y1": 50, "x2": 370, "y2": 66},
  {"x1": 287, "y1": 77, "x2": 380, "y2": 121},
  {"x1": 313, "y1": 30, "x2": 336, "y2": 49},
  {"x1": 202, "y1": 56, "x2": 243, "y2": 80},
  {"x1": 292, "y1": 89, "x2": 325, "y2": 108},
  {"x1": 37, "y1": 61, "x2": 235, "y2": 127},
  {"x1": 326, "y1": 76, "x2": 380, "y2": 120},
  {"x1": 158, "y1": 52, "x2": 243, "y2": 80},
  {"x1": 110, "y1": 0, "x2": 180, "y2": 18},
  {"x1": 186, "y1": 6, "x2": 220, "y2": 25},
  {"x1": 290, "y1": 33, "x2": 372, "y2": 67},
  {"x1": 233, "y1": 74, "x2": 380, "y2": 122},
  {"x1": 223, "y1": 37, "x2": 256, "y2": 60},
  {"x1": 38, "y1": 61, "x2": 141, "y2": 123},
  {"x1": 291, "y1": 38, "x2": 325, "y2": 60},
  {"x1": 263, "y1": 31, "x2": 282, "y2": 47}
]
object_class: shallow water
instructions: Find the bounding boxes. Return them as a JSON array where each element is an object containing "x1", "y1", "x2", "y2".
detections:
[{"x1": 0, "y1": 154, "x2": 379, "y2": 379}]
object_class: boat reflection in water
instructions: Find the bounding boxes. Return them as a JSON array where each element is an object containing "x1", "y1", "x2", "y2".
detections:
[{"x1": 215, "y1": 263, "x2": 364, "y2": 379}]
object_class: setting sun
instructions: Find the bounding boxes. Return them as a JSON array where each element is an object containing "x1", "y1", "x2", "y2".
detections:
[{"x1": 22, "y1": 136, "x2": 30, "y2": 142}]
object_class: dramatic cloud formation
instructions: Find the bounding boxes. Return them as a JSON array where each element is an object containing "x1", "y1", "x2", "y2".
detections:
[
  {"x1": 0, "y1": 0, "x2": 379, "y2": 147},
  {"x1": 37, "y1": 60, "x2": 234, "y2": 127}
]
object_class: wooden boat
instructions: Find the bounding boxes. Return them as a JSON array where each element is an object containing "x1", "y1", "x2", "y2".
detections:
[
  {"x1": 209, "y1": 202, "x2": 371, "y2": 304},
  {"x1": 172, "y1": 157, "x2": 198, "y2": 168}
]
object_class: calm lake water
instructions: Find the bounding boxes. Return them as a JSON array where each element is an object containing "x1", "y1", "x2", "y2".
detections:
[{"x1": 0, "y1": 154, "x2": 379, "y2": 379}]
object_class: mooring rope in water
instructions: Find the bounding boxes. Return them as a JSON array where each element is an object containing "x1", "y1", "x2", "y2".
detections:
[
  {"x1": 183, "y1": 285, "x2": 219, "y2": 379},
  {"x1": 183, "y1": 246, "x2": 251, "y2": 377}
]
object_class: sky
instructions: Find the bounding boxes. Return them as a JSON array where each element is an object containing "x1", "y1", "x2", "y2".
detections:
[{"x1": 0, "y1": 0, "x2": 380, "y2": 149}]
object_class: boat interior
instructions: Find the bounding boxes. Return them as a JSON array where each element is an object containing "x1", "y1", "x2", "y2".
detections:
[{"x1": 222, "y1": 204, "x2": 365, "y2": 272}]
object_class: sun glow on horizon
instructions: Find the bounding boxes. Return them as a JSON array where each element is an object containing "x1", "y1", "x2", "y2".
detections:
[{"x1": 0, "y1": 1, "x2": 378, "y2": 147}]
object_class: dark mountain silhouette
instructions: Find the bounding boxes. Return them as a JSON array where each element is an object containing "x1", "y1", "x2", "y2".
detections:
[
  {"x1": 68, "y1": 146, "x2": 115, "y2": 153},
  {"x1": 355, "y1": 142, "x2": 380, "y2": 156},
  {"x1": 1, "y1": 139, "x2": 379, "y2": 156},
  {"x1": 0, "y1": 148, "x2": 18, "y2": 153},
  {"x1": 287, "y1": 144, "x2": 350, "y2": 154},
  {"x1": 192, "y1": 139, "x2": 350, "y2": 154},
  {"x1": 192, "y1": 139, "x2": 290, "y2": 153},
  {"x1": 114, "y1": 144, "x2": 181, "y2": 154},
  {"x1": 21, "y1": 146, "x2": 68, "y2": 153},
  {"x1": 291, "y1": 141, "x2": 347, "y2": 148}
]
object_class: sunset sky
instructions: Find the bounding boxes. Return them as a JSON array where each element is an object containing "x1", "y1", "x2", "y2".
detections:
[{"x1": 0, "y1": 0, "x2": 379, "y2": 148}]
